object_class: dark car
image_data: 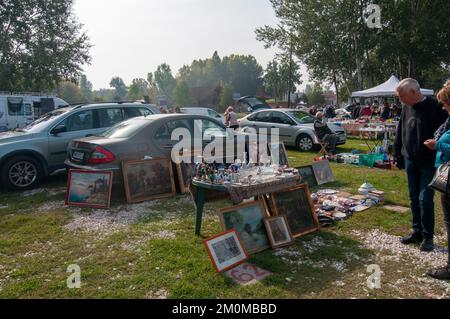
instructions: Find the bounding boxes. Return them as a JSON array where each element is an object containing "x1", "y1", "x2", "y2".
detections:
[
  {"x1": 236, "y1": 96, "x2": 272, "y2": 113},
  {"x1": 65, "y1": 114, "x2": 245, "y2": 185}
]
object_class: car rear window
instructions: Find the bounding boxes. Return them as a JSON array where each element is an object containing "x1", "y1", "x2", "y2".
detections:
[{"x1": 100, "y1": 118, "x2": 151, "y2": 138}]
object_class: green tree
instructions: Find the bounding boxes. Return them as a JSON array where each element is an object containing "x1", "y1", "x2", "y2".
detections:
[
  {"x1": 256, "y1": 0, "x2": 450, "y2": 99},
  {"x1": 79, "y1": 74, "x2": 93, "y2": 101},
  {"x1": 127, "y1": 78, "x2": 149, "y2": 101},
  {"x1": 109, "y1": 77, "x2": 127, "y2": 101},
  {"x1": 173, "y1": 80, "x2": 192, "y2": 107},
  {"x1": 264, "y1": 56, "x2": 302, "y2": 102},
  {"x1": 219, "y1": 84, "x2": 234, "y2": 110},
  {"x1": 0, "y1": 0, "x2": 91, "y2": 91},
  {"x1": 305, "y1": 83, "x2": 325, "y2": 106},
  {"x1": 154, "y1": 63, "x2": 176, "y2": 103},
  {"x1": 56, "y1": 81, "x2": 87, "y2": 104}
]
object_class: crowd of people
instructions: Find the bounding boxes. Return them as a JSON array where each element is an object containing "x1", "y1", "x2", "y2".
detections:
[{"x1": 351, "y1": 102, "x2": 402, "y2": 120}]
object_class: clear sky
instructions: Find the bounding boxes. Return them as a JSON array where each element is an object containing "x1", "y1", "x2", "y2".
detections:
[{"x1": 73, "y1": 0, "x2": 286, "y2": 90}]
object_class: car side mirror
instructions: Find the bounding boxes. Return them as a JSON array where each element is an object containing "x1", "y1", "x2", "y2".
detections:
[{"x1": 51, "y1": 125, "x2": 67, "y2": 135}]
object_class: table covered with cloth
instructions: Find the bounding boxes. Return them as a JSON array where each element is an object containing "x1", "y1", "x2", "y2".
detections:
[{"x1": 189, "y1": 174, "x2": 302, "y2": 235}]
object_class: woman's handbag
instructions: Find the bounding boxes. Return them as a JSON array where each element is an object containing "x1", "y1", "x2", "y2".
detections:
[{"x1": 429, "y1": 162, "x2": 450, "y2": 195}]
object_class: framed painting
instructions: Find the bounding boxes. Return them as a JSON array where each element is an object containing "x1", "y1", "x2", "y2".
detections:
[
  {"x1": 264, "y1": 215, "x2": 294, "y2": 249},
  {"x1": 176, "y1": 162, "x2": 197, "y2": 193},
  {"x1": 312, "y1": 160, "x2": 335, "y2": 185},
  {"x1": 269, "y1": 142, "x2": 290, "y2": 167},
  {"x1": 122, "y1": 158, "x2": 176, "y2": 203},
  {"x1": 218, "y1": 200, "x2": 270, "y2": 254},
  {"x1": 66, "y1": 170, "x2": 113, "y2": 209},
  {"x1": 296, "y1": 165, "x2": 318, "y2": 188},
  {"x1": 270, "y1": 184, "x2": 320, "y2": 238},
  {"x1": 204, "y1": 229, "x2": 248, "y2": 273}
]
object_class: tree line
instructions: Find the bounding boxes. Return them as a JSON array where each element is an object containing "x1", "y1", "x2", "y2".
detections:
[{"x1": 256, "y1": 0, "x2": 450, "y2": 103}]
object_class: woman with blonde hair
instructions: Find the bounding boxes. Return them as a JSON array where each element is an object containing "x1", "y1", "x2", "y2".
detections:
[
  {"x1": 224, "y1": 106, "x2": 239, "y2": 130},
  {"x1": 424, "y1": 80, "x2": 450, "y2": 280}
]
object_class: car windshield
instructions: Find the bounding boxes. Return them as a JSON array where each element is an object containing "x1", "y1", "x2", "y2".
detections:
[
  {"x1": 21, "y1": 109, "x2": 71, "y2": 133},
  {"x1": 100, "y1": 118, "x2": 151, "y2": 138},
  {"x1": 286, "y1": 111, "x2": 316, "y2": 124}
]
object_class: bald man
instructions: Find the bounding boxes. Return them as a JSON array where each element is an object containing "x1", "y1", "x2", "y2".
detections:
[{"x1": 394, "y1": 78, "x2": 447, "y2": 252}]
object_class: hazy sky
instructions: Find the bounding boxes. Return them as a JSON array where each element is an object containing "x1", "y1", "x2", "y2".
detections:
[{"x1": 74, "y1": 0, "x2": 285, "y2": 90}]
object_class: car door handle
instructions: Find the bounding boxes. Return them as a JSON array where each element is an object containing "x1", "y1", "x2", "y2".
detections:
[
  {"x1": 85, "y1": 134, "x2": 93, "y2": 137},
  {"x1": 163, "y1": 144, "x2": 174, "y2": 149}
]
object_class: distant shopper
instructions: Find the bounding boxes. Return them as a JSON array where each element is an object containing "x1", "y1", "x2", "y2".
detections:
[
  {"x1": 314, "y1": 112, "x2": 337, "y2": 154},
  {"x1": 225, "y1": 106, "x2": 239, "y2": 130},
  {"x1": 424, "y1": 80, "x2": 450, "y2": 279},
  {"x1": 381, "y1": 103, "x2": 391, "y2": 120},
  {"x1": 159, "y1": 107, "x2": 168, "y2": 114},
  {"x1": 352, "y1": 103, "x2": 361, "y2": 119},
  {"x1": 394, "y1": 78, "x2": 448, "y2": 252},
  {"x1": 175, "y1": 107, "x2": 181, "y2": 114}
]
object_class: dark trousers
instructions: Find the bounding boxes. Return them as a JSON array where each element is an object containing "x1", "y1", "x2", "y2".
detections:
[
  {"x1": 322, "y1": 134, "x2": 337, "y2": 153},
  {"x1": 440, "y1": 194, "x2": 450, "y2": 268},
  {"x1": 405, "y1": 159, "x2": 436, "y2": 239}
]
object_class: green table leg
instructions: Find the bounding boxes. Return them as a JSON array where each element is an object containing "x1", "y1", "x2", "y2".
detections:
[{"x1": 195, "y1": 187, "x2": 205, "y2": 236}]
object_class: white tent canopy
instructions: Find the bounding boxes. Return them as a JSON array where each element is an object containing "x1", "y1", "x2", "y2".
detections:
[{"x1": 351, "y1": 75, "x2": 434, "y2": 97}]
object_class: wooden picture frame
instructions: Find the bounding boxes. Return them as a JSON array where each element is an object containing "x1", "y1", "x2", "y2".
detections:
[
  {"x1": 218, "y1": 200, "x2": 270, "y2": 254},
  {"x1": 66, "y1": 169, "x2": 113, "y2": 209},
  {"x1": 176, "y1": 162, "x2": 196, "y2": 193},
  {"x1": 173, "y1": 149, "x2": 202, "y2": 193},
  {"x1": 270, "y1": 184, "x2": 320, "y2": 238},
  {"x1": 122, "y1": 158, "x2": 176, "y2": 203},
  {"x1": 269, "y1": 142, "x2": 290, "y2": 167},
  {"x1": 312, "y1": 160, "x2": 335, "y2": 185},
  {"x1": 204, "y1": 229, "x2": 249, "y2": 273},
  {"x1": 296, "y1": 165, "x2": 318, "y2": 188},
  {"x1": 264, "y1": 215, "x2": 294, "y2": 249}
]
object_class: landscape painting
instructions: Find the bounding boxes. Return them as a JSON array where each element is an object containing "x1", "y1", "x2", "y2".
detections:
[
  {"x1": 66, "y1": 170, "x2": 113, "y2": 209},
  {"x1": 122, "y1": 158, "x2": 176, "y2": 203},
  {"x1": 270, "y1": 185, "x2": 319, "y2": 238},
  {"x1": 219, "y1": 200, "x2": 270, "y2": 254}
]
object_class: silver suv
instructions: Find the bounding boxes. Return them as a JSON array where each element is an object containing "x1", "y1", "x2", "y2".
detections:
[
  {"x1": 239, "y1": 109, "x2": 346, "y2": 151},
  {"x1": 0, "y1": 102, "x2": 159, "y2": 190}
]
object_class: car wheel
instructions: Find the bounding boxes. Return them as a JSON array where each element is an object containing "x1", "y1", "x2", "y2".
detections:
[
  {"x1": 296, "y1": 134, "x2": 314, "y2": 152},
  {"x1": 1, "y1": 155, "x2": 43, "y2": 190}
]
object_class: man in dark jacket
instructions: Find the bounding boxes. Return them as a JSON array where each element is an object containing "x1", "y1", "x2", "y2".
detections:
[
  {"x1": 314, "y1": 112, "x2": 337, "y2": 154},
  {"x1": 394, "y1": 78, "x2": 448, "y2": 252}
]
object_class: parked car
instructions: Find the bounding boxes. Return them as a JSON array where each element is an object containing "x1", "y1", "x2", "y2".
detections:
[
  {"x1": 65, "y1": 114, "x2": 245, "y2": 185},
  {"x1": 335, "y1": 108, "x2": 352, "y2": 119},
  {"x1": 180, "y1": 107, "x2": 225, "y2": 124},
  {"x1": 236, "y1": 96, "x2": 271, "y2": 113},
  {"x1": 238, "y1": 109, "x2": 346, "y2": 152},
  {"x1": 0, "y1": 102, "x2": 160, "y2": 190}
]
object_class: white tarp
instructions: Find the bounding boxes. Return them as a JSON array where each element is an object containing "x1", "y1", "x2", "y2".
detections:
[{"x1": 352, "y1": 75, "x2": 434, "y2": 97}]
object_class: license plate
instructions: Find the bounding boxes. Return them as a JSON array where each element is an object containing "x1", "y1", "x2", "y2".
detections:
[{"x1": 72, "y1": 151, "x2": 84, "y2": 161}]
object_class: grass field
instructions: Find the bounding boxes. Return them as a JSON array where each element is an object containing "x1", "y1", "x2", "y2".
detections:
[{"x1": 0, "y1": 138, "x2": 449, "y2": 299}]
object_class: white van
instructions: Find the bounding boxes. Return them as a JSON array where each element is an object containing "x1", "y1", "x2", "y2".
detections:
[
  {"x1": 0, "y1": 92, "x2": 69, "y2": 131},
  {"x1": 180, "y1": 107, "x2": 225, "y2": 124}
]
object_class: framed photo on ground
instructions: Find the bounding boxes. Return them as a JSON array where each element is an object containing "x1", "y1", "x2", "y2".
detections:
[
  {"x1": 66, "y1": 170, "x2": 113, "y2": 209},
  {"x1": 312, "y1": 160, "x2": 335, "y2": 185},
  {"x1": 204, "y1": 229, "x2": 248, "y2": 273},
  {"x1": 218, "y1": 200, "x2": 270, "y2": 254},
  {"x1": 270, "y1": 184, "x2": 320, "y2": 238},
  {"x1": 296, "y1": 165, "x2": 318, "y2": 188},
  {"x1": 269, "y1": 142, "x2": 290, "y2": 167},
  {"x1": 122, "y1": 158, "x2": 176, "y2": 203},
  {"x1": 264, "y1": 215, "x2": 294, "y2": 249}
]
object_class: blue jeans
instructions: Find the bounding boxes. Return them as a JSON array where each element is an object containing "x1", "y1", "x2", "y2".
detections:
[{"x1": 405, "y1": 159, "x2": 436, "y2": 239}]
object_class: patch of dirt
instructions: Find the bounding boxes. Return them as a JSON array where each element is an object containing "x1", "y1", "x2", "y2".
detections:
[{"x1": 145, "y1": 288, "x2": 168, "y2": 299}]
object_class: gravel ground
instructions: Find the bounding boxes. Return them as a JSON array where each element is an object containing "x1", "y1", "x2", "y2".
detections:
[{"x1": 353, "y1": 229, "x2": 449, "y2": 270}]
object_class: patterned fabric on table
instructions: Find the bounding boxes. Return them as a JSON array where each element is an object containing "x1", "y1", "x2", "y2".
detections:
[{"x1": 225, "y1": 175, "x2": 301, "y2": 204}]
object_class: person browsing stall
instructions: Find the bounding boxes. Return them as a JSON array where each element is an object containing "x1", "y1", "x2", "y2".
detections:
[
  {"x1": 225, "y1": 106, "x2": 239, "y2": 130},
  {"x1": 394, "y1": 78, "x2": 448, "y2": 252},
  {"x1": 424, "y1": 80, "x2": 450, "y2": 279}
]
